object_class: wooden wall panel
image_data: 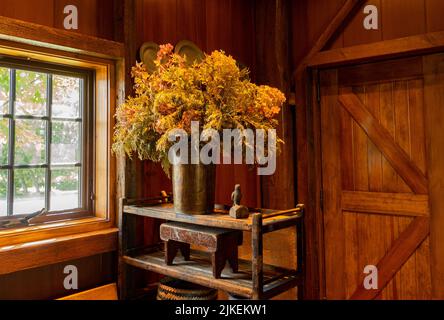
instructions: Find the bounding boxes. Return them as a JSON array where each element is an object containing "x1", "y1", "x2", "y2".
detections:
[
  {"x1": 0, "y1": 252, "x2": 116, "y2": 300},
  {"x1": 137, "y1": 0, "x2": 258, "y2": 209},
  {"x1": 292, "y1": 0, "x2": 444, "y2": 59},
  {"x1": 426, "y1": 0, "x2": 444, "y2": 32},
  {"x1": 381, "y1": 0, "x2": 426, "y2": 40},
  {"x1": 0, "y1": 0, "x2": 115, "y2": 40},
  {"x1": 0, "y1": 0, "x2": 54, "y2": 27}
]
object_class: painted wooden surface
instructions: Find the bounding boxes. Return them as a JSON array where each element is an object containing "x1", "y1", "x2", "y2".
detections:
[{"x1": 319, "y1": 55, "x2": 435, "y2": 300}]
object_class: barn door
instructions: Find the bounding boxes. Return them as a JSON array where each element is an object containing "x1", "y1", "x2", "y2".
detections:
[{"x1": 319, "y1": 55, "x2": 439, "y2": 300}]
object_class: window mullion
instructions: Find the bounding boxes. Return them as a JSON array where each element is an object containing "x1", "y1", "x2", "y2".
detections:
[
  {"x1": 45, "y1": 74, "x2": 52, "y2": 211},
  {"x1": 7, "y1": 69, "x2": 15, "y2": 216}
]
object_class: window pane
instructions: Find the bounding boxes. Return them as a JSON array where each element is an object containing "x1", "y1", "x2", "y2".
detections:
[
  {"x1": 0, "y1": 119, "x2": 8, "y2": 165},
  {"x1": 51, "y1": 121, "x2": 80, "y2": 164},
  {"x1": 52, "y1": 75, "x2": 80, "y2": 118},
  {"x1": 15, "y1": 119, "x2": 46, "y2": 165},
  {"x1": 15, "y1": 70, "x2": 47, "y2": 116},
  {"x1": 13, "y1": 168, "x2": 45, "y2": 215},
  {"x1": 0, "y1": 170, "x2": 7, "y2": 216},
  {"x1": 0, "y1": 67, "x2": 9, "y2": 114},
  {"x1": 50, "y1": 167, "x2": 80, "y2": 211}
]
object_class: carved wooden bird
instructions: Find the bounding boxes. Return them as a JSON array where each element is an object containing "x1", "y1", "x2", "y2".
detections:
[{"x1": 231, "y1": 184, "x2": 242, "y2": 206}]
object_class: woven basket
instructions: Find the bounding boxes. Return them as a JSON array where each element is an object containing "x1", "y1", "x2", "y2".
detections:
[{"x1": 157, "y1": 277, "x2": 218, "y2": 300}]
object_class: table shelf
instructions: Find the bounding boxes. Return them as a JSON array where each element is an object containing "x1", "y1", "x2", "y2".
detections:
[
  {"x1": 123, "y1": 247, "x2": 303, "y2": 300},
  {"x1": 118, "y1": 196, "x2": 305, "y2": 300}
]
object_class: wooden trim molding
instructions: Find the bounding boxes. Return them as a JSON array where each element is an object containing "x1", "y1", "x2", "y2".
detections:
[
  {"x1": 294, "y1": 0, "x2": 364, "y2": 77},
  {"x1": 342, "y1": 191, "x2": 429, "y2": 217},
  {"x1": 0, "y1": 15, "x2": 124, "y2": 59},
  {"x1": 58, "y1": 283, "x2": 118, "y2": 300},
  {"x1": 0, "y1": 30, "x2": 122, "y2": 253},
  {"x1": 308, "y1": 31, "x2": 444, "y2": 68},
  {"x1": 0, "y1": 228, "x2": 118, "y2": 275}
]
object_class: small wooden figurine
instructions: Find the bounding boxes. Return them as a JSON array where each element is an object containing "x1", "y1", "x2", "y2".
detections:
[{"x1": 229, "y1": 184, "x2": 249, "y2": 219}]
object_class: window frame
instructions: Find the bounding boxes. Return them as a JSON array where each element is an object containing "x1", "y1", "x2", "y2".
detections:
[{"x1": 0, "y1": 57, "x2": 96, "y2": 225}]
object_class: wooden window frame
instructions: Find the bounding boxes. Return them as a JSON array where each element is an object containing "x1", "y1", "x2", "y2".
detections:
[
  {"x1": 0, "y1": 58, "x2": 94, "y2": 221},
  {"x1": 0, "y1": 16, "x2": 124, "y2": 258}
]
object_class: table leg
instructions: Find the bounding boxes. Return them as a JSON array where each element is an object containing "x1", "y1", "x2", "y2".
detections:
[{"x1": 252, "y1": 213, "x2": 263, "y2": 300}]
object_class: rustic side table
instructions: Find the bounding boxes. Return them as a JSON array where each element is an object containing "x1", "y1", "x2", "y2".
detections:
[{"x1": 118, "y1": 195, "x2": 305, "y2": 300}]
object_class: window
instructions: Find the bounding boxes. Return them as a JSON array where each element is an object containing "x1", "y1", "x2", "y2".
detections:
[{"x1": 0, "y1": 58, "x2": 94, "y2": 224}]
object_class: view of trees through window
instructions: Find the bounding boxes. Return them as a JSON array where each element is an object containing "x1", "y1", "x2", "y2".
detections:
[{"x1": 0, "y1": 66, "x2": 84, "y2": 217}]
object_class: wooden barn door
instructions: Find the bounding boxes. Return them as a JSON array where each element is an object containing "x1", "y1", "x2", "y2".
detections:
[{"x1": 319, "y1": 54, "x2": 444, "y2": 300}]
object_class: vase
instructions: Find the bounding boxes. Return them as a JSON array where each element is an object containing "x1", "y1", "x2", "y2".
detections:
[{"x1": 172, "y1": 160, "x2": 216, "y2": 215}]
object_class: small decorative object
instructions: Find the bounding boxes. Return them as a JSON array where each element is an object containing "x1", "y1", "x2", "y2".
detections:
[
  {"x1": 229, "y1": 184, "x2": 249, "y2": 219},
  {"x1": 160, "y1": 222, "x2": 243, "y2": 279},
  {"x1": 138, "y1": 42, "x2": 160, "y2": 73},
  {"x1": 174, "y1": 40, "x2": 205, "y2": 65},
  {"x1": 112, "y1": 44, "x2": 286, "y2": 215},
  {"x1": 157, "y1": 277, "x2": 218, "y2": 300}
]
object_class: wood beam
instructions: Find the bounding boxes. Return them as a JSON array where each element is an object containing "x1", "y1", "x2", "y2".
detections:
[
  {"x1": 342, "y1": 191, "x2": 429, "y2": 217},
  {"x1": 0, "y1": 228, "x2": 118, "y2": 275},
  {"x1": 350, "y1": 217, "x2": 429, "y2": 300},
  {"x1": 293, "y1": 0, "x2": 364, "y2": 78},
  {"x1": 308, "y1": 31, "x2": 444, "y2": 68},
  {"x1": 0, "y1": 15, "x2": 124, "y2": 59}
]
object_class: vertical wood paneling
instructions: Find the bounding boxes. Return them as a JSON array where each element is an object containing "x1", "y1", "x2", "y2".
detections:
[
  {"x1": 344, "y1": 212, "x2": 358, "y2": 298},
  {"x1": 54, "y1": 0, "x2": 98, "y2": 37},
  {"x1": 176, "y1": 0, "x2": 207, "y2": 50},
  {"x1": 424, "y1": 53, "x2": 444, "y2": 299},
  {"x1": 381, "y1": 0, "x2": 426, "y2": 40},
  {"x1": 0, "y1": 0, "x2": 114, "y2": 39},
  {"x1": 0, "y1": 0, "x2": 54, "y2": 27},
  {"x1": 366, "y1": 84, "x2": 382, "y2": 192},
  {"x1": 142, "y1": 0, "x2": 178, "y2": 45},
  {"x1": 425, "y1": 0, "x2": 444, "y2": 32},
  {"x1": 321, "y1": 69, "x2": 345, "y2": 299},
  {"x1": 352, "y1": 87, "x2": 369, "y2": 192},
  {"x1": 394, "y1": 81, "x2": 413, "y2": 194},
  {"x1": 342, "y1": 0, "x2": 382, "y2": 47}
]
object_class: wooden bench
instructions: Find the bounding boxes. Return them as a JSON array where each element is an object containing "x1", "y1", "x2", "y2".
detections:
[{"x1": 160, "y1": 222, "x2": 243, "y2": 279}]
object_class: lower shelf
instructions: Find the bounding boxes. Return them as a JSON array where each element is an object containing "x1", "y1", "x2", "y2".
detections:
[{"x1": 123, "y1": 248, "x2": 302, "y2": 299}]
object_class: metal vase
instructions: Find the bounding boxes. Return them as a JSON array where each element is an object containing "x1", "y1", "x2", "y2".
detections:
[{"x1": 172, "y1": 161, "x2": 216, "y2": 215}]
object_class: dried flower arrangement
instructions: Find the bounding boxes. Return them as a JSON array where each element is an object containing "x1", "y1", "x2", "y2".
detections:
[{"x1": 112, "y1": 44, "x2": 286, "y2": 174}]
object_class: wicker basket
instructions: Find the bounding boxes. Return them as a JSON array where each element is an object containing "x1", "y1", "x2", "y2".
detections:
[{"x1": 157, "y1": 277, "x2": 218, "y2": 300}]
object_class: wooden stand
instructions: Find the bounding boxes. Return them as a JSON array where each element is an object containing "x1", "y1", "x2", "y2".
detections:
[
  {"x1": 160, "y1": 222, "x2": 243, "y2": 278},
  {"x1": 118, "y1": 197, "x2": 305, "y2": 300}
]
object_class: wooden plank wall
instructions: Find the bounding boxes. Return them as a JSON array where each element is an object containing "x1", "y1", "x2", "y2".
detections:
[
  {"x1": 292, "y1": 0, "x2": 444, "y2": 299},
  {"x1": 0, "y1": 0, "x2": 118, "y2": 300},
  {"x1": 135, "y1": 0, "x2": 259, "y2": 209},
  {"x1": 0, "y1": 0, "x2": 115, "y2": 40},
  {"x1": 136, "y1": 0, "x2": 296, "y2": 299},
  {"x1": 292, "y1": 0, "x2": 444, "y2": 63}
]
